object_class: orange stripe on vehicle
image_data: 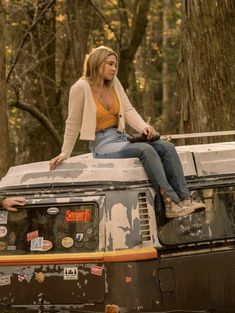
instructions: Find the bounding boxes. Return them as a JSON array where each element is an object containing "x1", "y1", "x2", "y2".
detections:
[
  {"x1": 0, "y1": 247, "x2": 157, "y2": 266},
  {"x1": 103, "y1": 247, "x2": 157, "y2": 262}
]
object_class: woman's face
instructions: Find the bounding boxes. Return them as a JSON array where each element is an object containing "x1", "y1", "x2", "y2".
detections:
[{"x1": 100, "y1": 54, "x2": 117, "y2": 81}]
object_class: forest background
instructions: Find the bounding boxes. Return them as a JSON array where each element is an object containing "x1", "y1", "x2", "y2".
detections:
[{"x1": 0, "y1": 0, "x2": 234, "y2": 178}]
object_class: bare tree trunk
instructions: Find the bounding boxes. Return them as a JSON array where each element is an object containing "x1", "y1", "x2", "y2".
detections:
[
  {"x1": 57, "y1": 0, "x2": 94, "y2": 155},
  {"x1": 15, "y1": 1, "x2": 59, "y2": 163},
  {"x1": 178, "y1": 0, "x2": 235, "y2": 144},
  {"x1": 0, "y1": 0, "x2": 10, "y2": 177},
  {"x1": 161, "y1": 0, "x2": 171, "y2": 133},
  {"x1": 118, "y1": 0, "x2": 151, "y2": 90}
]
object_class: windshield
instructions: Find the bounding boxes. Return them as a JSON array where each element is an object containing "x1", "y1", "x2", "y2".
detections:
[
  {"x1": 158, "y1": 186, "x2": 235, "y2": 246},
  {"x1": 0, "y1": 202, "x2": 99, "y2": 254}
]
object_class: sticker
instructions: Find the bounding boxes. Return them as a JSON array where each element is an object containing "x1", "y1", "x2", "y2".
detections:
[
  {"x1": 0, "y1": 211, "x2": 8, "y2": 224},
  {"x1": 0, "y1": 275, "x2": 11, "y2": 286},
  {"x1": 17, "y1": 268, "x2": 34, "y2": 283},
  {"x1": 125, "y1": 276, "x2": 132, "y2": 283},
  {"x1": 42, "y1": 240, "x2": 53, "y2": 251},
  {"x1": 7, "y1": 245, "x2": 16, "y2": 251},
  {"x1": 27, "y1": 230, "x2": 39, "y2": 241},
  {"x1": 63, "y1": 267, "x2": 78, "y2": 280},
  {"x1": 8, "y1": 232, "x2": 16, "y2": 245},
  {"x1": 90, "y1": 265, "x2": 103, "y2": 276},
  {"x1": 0, "y1": 242, "x2": 6, "y2": 250},
  {"x1": 75, "y1": 233, "x2": 84, "y2": 243},
  {"x1": 61, "y1": 237, "x2": 74, "y2": 248},
  {"x1": 35, "y1": 272, "x2": 45, "y2": 283},
  {"x1": 17, "y1": 270, "x2": 25, "y2": 282},
  {"x1": 65, "y1": 209, "x2": 91, "y2": 222},
  {"x1": 86, "y1": 227, "x2": 93, "y2": 235},
  {"x1": 0, "y1": 226, "x2": 7, "y2": 238},
  {"x1": 47, "y1": 207, "x2": 59, "y2": 215},
  {"x1": 30, "y1": 237, "x2": 44, "y2": 251}
]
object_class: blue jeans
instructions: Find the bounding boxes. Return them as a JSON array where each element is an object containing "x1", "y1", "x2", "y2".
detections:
[{"x1": 89, "y1": 127, "x2": 190, "y2": 203}]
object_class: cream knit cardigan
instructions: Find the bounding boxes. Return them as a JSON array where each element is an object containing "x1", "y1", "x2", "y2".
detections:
[{"x1": 61, "y1": 77, "x2": 148, "y2": 158}]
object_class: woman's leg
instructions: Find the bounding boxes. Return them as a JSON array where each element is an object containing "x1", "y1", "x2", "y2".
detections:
[
  {"x1": 150, "y1": 140, "x2": 191, "y2": 200},
  {"x1": 93, "y1": 135, "x2": 181, "y2": 203}
]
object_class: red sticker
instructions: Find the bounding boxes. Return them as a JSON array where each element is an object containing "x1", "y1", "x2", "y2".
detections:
[
  {"x1": 27, "y1": 230, "x2": 39, "y2": 241},
  {"x1": 65, "y1": 209, "x2": 91, "y2": 222},
  {"x1": 91, "y1": 265, "x2": 103, "y2": 276},
  {"x1": 42, "y1": 240, "x2": 53, "y2": 251}
]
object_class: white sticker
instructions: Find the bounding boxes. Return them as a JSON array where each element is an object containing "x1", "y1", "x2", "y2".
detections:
[
  {"x1": 0, "y1": 275, "x2": 11, "y2": 286},
  {"x1": 63, "y1": 267, "x2": 78, "y2": 280},
  {"x1": 7, "y1": 245, "x2": 16, "y2": 251},
  {"x1": 75, "y1": 233, "x2": 84, "y2": 243},
  {"x1": 61, "y1": 237, "x2": 74, "y2": 248},
  {"x1": 0, "y1": 226, "x2": 7, "y2": 238},
  {"x1": 0, "y1": 211, "x2": 8, "y2": 224},
  {"x1": 30, "y1": 237, "x2": 44, "y2": 251},
  {"x1": 47, "y1": 207, "x2": 59, "y2": 215}
]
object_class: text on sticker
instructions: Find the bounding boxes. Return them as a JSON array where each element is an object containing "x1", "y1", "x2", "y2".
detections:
[{"x1": 65, "y1": 209, "x2": 91, "y2": 222}]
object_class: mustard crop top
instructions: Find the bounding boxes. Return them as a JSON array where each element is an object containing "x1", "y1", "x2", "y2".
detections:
[{"x1": 93, "y1": 90, "x2": 120, "y2": 131}]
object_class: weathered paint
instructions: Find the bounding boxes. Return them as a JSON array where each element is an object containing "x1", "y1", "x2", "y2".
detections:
[{"x1": 0, "y1": 141, "x2": 235, "y2": 312}]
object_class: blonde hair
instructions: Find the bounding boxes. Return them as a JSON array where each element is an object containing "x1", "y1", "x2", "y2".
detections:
[{"x1": 82, "y1": 46, "x2": 118, "y2": 87}]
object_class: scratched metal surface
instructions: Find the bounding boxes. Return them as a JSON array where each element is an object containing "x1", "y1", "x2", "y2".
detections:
[{"x1": 1, "y1": 141, "x2": 235, "y2": 189}]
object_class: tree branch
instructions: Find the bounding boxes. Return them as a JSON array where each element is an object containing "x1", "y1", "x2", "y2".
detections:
[
  {"x1": 9, "y1": 100, "x2": 62, "y2": 149},
  {"x1": 89, "y1": 0, "x2": 121, "y2": 44},
  {"x1": 124, "y1": 0, "x2": 151, "y2": 58},
  {"x1": 6, "y1": 0, "x2": 56, "y2": 82}
]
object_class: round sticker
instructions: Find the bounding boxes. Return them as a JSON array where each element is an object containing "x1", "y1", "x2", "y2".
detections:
[
  {"x1": 0, "y1": 226, "x2": 7, "y2": 238},
  {"x1": 42, "y1": 240, "x2": 53, "y2": 251},
  {"x1": 35, "y1": 272, "x2": 45, "y2": 283},
  {"x1": 86, "y1": 227, "x2": 93, "y2": 236},
  {"x1": 47, "y1": 207, "x2": 59, "y2": 215},
  {"x1": 61, "y1": 237, "x2": 74, "y2": 248}
]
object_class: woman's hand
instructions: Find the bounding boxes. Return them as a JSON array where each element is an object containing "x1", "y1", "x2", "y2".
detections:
[
  {"x1": 2, "y1": 197, "x2": 26, "y2": 212},
  {"x1": 142, "y1": 125, "x2": 157, "y2": 140},
  {"x1": 49, "y1": 155, "x2": 67, "y2": 171}
]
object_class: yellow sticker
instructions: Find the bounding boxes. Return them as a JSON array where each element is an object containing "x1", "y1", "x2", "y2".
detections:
[{"x1": 61, "y1": 237, "x2": 74, "y2": 248}]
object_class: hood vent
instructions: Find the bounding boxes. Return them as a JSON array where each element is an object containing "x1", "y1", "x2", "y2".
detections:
[{"x1": 138, "y1": 192, "x2": 151, "y2": 242}]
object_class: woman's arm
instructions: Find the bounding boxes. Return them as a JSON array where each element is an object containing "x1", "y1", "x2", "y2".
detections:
[
  {"x1": 0, "y1": 195, "x2": 26, "y2": 212},
  {"x1": 116, "y1": 78, "x2": 156, "y2": 137},
  {"x1": 49, "y1": 82, "x2": 85, "y2": 170}
]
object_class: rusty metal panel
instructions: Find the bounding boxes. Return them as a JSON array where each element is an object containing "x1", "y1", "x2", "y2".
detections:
[
  {"x1": 104, "y1": 188, "x2": 161, "y2": 251},
  {"x1": 104, "y1": 250, "x2": 235, "y2": 312},
  {"x1": 0, "y1": 263, "x2": 105, "y2": 306},
  {"x1": 158, "y1": 186, "x2": 235, "y2": 246}
]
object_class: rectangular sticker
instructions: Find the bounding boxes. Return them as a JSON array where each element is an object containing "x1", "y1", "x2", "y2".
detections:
[
  {"x1": 7, "y1": 245, "x2": 16, "y2": 251},
  {"x1": 91, "y1": 265, "x2": 103, "y2": 276},
  {"x1": 27, "y1": 230, "x2": 39, "y2": 241},
  {"x1": 0, "y1": 275, "x2": 11, "y2": 286},
  {"x1": 65, "y1": 209, "x2": 91, "y2": 222},
  {"x1": 0, "y1": 211, "x2": 8, "y2": 224},
  {"x1": 30, "y1": 237, "x2": 44, "y2": 251},
  {"x1": 63, "y1": 267, "x2": 78, "y2": 280},
  {"x1": 17, "y1": 268, "x2": 34, "y2": 283}
]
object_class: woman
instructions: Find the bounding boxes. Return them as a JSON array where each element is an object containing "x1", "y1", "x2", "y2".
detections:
[{"x1": 49, "y1": 46, "x2": 205, "y2": 218}]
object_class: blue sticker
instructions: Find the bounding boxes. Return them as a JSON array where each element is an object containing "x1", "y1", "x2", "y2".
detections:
[
  {"x1": 30, "y1": 237, "x2": 44, "y2": 251},
  {"x1": 75, "y1": 233, "x2": 84, "y2": 243}
]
